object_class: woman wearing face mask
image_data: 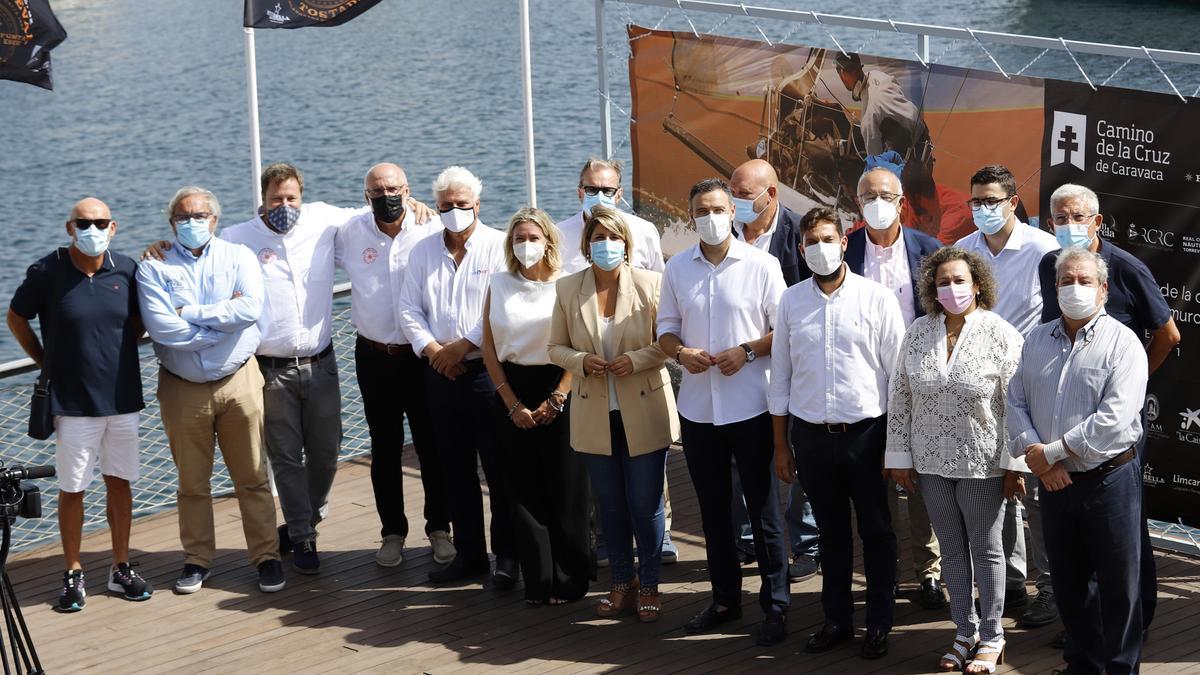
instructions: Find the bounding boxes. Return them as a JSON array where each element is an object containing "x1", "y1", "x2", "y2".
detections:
[
  {"x1": 883, "y1": 247, "x2": 1026, "y2": 673},
  {"x1": 548, "y1": 205, "x2": 680, "y2": 623},
  {"x1": 481, "y1": 207, "x2": 589, "y2": 606}
]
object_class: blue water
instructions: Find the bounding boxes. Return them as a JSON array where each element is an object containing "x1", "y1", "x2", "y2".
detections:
[{"x1": 1, "y1": 0, "x2": 1196, "y2": 361}]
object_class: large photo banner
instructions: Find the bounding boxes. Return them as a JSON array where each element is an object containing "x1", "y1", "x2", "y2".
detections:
[{"x1": 627, "y1": 25, "x2": 1200, "y2": 526}]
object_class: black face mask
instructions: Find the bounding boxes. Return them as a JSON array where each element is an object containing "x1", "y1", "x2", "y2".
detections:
[{"x1": 371, "y1": 194, "x2": 406, "y2": 223}]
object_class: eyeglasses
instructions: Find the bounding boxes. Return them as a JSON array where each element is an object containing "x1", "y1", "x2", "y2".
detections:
[
  {"x1": 170, "y1": 212, "x2": 212, "y2": 225},
  {"x1": 581, "y1": 186, "x2": 619, "y2": 198},
  {"x1": 1050, "y1": 212, "x2": 1098, "y2": 225},
  {"x1": 365, "y1": 185, "x2": 408, "y2": 199},
  {"x1": 858, "y1": 192, "x2": 900, "y2": 203},
  {"x1": 73, "y1": 218, "x2": 113, "y2": 230},
  {"x1": 966, "y1": 196, "x2": 1011, "y2": 209}
]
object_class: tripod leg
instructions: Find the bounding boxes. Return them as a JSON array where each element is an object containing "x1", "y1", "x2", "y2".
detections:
[
  {"x1": 0, "y1": 579, "x2": 14, "y2": 675},
  {"x1": 1, "y1": 575, "x2": 38, "y2": 675}
]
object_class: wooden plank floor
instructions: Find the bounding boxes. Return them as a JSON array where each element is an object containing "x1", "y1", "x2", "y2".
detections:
[{"x1": 7, "y1": 449, "x2": 1200, "y2": 673}]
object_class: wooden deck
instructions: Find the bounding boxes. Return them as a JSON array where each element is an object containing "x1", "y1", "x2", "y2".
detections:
[{"x1": 8, "y1": 449, "x2": 1200, "y2": 673}]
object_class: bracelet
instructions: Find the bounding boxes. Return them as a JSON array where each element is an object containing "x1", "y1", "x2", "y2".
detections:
[
  {"x1": 495, "y1": 381, "x2": 510, "y2": 394},
  {"x1": 548, "y1": 398, "x2": 565, "y2": 413},
  {"x1": 549, "y1": 389, "x2": 567, "y2": 402},
  {"x1": 506, "y1": 400, "x2": 522, "y2": 418}
]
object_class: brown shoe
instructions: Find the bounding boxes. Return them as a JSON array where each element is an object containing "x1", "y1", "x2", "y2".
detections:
[
  {"x1": 596, "y1": 579, "x2": 639, "y2": 618},
  {"x1": 637, "y1": 585, "x2": 661, "y2": 623}
]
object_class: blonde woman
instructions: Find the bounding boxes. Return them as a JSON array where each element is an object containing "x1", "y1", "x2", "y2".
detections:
[
  {"x1": 548, "y1": 205, "x2": 679, "y2": 623},
  {"x1": 482, "y1": 207, "x2": 588, "y2": 606}
]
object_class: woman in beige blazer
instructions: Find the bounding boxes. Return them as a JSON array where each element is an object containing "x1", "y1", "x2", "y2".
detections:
[{"x1": 548, "y1": 206, "x2": 680, "y2": 624}]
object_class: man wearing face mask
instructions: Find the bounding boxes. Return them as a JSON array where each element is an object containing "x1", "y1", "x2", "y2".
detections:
[
  {"x1": 9, "y1": 198, "x2": 150, "y2": 612},
  {"x1": 771, "y1": 206, "x2": 904, "y2": 659},
  {"x1": 657, "y1": 178, "x2": 789, "y2": 645},
  {"x1": 1035, "y1": 183, "x2": 1178, "y2": 644},
  {"x1": 556, "y1": 158, "x2": 664, "y2": 274},
  {"x1": 138, "y1": 187, "x2": 284, "y2": 595},
  {"x1": 334, "y1": 163, "x2": 452, "y2": 569},
  {"x1": 397, "y1": 166, "x2": 516, "y2": 586},
  {"x1": 1008, "y1": 247, "x2": 1148, "y2": 674}
]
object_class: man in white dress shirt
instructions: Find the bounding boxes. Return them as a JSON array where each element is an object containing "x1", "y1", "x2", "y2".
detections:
[
  {"x1": 954, "y1": 164, "x2": 1059, "y2": 622},
  {"x1": 335, "y1": 162, "x2": 454, "y2": 569},
  {"x1": 397, "y1": 166, "x2": 515, "y2": 586},
  {"x1": 771, "y1": 206, "x2": 904, "y2": 660},
  {"x1": 658, "y1": 178, "x2": 789, "y2": 645}
]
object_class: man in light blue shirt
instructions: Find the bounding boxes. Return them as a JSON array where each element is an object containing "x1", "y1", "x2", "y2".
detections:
[{"x1": 137, "y1": 186, "x2": 285, "y2": 596}]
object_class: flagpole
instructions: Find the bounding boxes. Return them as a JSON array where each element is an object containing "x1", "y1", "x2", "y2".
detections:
[
  {"x1": 244, "y1": 26, "x2": 264, "y2": 212},
  {"x1": 518, "y1": 0, "x2": 537, "y2": 207}
]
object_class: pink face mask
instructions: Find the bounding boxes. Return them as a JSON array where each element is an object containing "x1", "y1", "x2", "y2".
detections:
[{"x1": 937, "y1": 282, "x2": 975, "y2": 315}]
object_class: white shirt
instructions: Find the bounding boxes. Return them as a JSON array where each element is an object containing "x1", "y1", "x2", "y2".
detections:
[
  {"x1": 955, "y1": 222, "x2": 1058, "y2": 335},
  {"x1": 396, "y1": 224, "x2": 506, "y2": 358},
  {"x1": 733, "y1": 205, "x2": 778, "y2": 253},
  {"x1": 859, "y1": 69, "x2": 926, "y2": 157},
  {"x1": 221, "y1": 201, "x2": 363, "y2": 357},
  {"x1": 862, "y1": 230, "x2": 916, "y2": 327},
  {"x1": 768, "y1": 269, "x2": 905, "y2": 423},
  {"x1": 335, "y1": 208, "x2": 442, "y2": 345},
  {"x1": 657, "y1": 240, "x2": 786, "y2": 425},
  {"x1": 600, "y1": 316, "x2": 620, "y2": 411},
  {"x1": 556, "y1": 210, "x2": 665, "y2": 275},
  {"x1": 488, "y1": 270, "x2": 558, "y2": 366}
]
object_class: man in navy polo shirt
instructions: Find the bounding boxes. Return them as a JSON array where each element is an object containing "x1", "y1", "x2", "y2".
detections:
[
  {"x1": 1037, "y1": 183, "x2": 1180, "y2": 644},
  {"x1": 7, "y1": 197, "x2": 151, "y2": 612}
]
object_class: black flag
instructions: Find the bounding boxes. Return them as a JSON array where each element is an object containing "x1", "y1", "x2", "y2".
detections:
[
  {"x1": 244, "y1": 0, "x2": 383, "y2": 29},
  {"x1": 0, "y1": 0, "x2": 67, "y2": 90}
]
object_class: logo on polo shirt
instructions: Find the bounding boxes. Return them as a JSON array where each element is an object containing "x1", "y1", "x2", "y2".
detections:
[
  {"x1": 1049, "y1": 111, "x2": 1087, "y2": 170},
  {"x1": 363, "y1": 248, "x2": 378, "y2": 264},
  {"x1": 1179, "y1": 407, "x2": 1200, "y2": 431},
  {"x1": 258, "y1": 248, "x2": 277, "y2": 264}
]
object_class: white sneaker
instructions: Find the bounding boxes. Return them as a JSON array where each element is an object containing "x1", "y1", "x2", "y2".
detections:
[
  {"x1": 429, "y1": 530, "x2": 456, "y2": 564},
  {"x1": 376, "y1": 535, "x2": 405, "y2": 567}
]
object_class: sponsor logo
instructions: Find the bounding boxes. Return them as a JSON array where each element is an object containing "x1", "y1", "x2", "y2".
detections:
[
  {"x1": 1143, "y1": 463, "x2": 1165, "y2": 486},
  {"x1": 1146, "y1": 394, "x2": 1160, "y2": 422},
  {"x1": 258, "y1": 247, "x2": 277, "y2": 265},
  {"x1": 1126, "y1": 222, "x2": 1175, "y2": 250},
  {"x1": 1177, "y1": 407, "x2": 1200, "y2": 444},
  {"x1": 1181, "y1": 235, "x2": 1200, "y2": 256},
  {"x1": 1175, "y1": 473, "x2": 1200, "y2": 489},
  {"x1": 1049, "y1": 111, "x2": 1087, "y2": 170},
  {"x1": 0, "y1": 1, "x2": 32, "y2": 63},
  {"x1": 286, "y1": 0, "x2": 365, "y2": 22},
  {"x1": 362, "y1": 247, "x2": 378, "y2": 264},
  {"x1": 266, "y1": 3, "x2": 292, "y2": 24}
]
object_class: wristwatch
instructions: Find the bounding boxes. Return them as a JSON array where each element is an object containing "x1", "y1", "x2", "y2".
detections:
[{"x1": 740, "y1": 343, "x2": 756, "y2": 363}]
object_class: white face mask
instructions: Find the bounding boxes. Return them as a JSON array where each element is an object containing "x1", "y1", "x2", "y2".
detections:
[
  {"x1": 440, "y1": 207, "x2": 475, "y2": 233},
  {"x1": 694, "y1": 212, "x2": 732, "y2": 246},
  {"x1": 512, "y1": 241, "x2": 545, "y2": 269},
  {"x1": 1058, "y1": 283, "x2": 1100, "y2": 320},
  {"x1": 862, "y1": 198, "x2": 898, "y2": 230},
  {"x1": 804, "y1": 241, "x2": 844, "y2": 276}
]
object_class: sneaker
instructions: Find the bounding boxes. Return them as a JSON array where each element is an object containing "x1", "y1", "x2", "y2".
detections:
[
  {"x1": 277, "y1": 524, "x2": 292, "y2": 556},
  {"x1": 428, "y1": 530, "x2": 455, "y2": 565},
  {"x1": 788, "y1": 554, "x2": 820, "y2": 582},
  {"x1": 174, "y1": 564, "x2": 210, "y2": 594},
  {"x1": 258, "y1": 559, "x2": 287, "y2": 593},
  {"x1": 56, "y1": 570, "x2": 86, "y2": 612},
  {"x1": 108, "y1": 562, "x2": 153, "y2": 601},
  {"x1": 374, "y1": 535, "x2": 404, "y2": 567},
  {"x1": 1020, "y1": 587, "x2": 1059, "y2": 627},
  {"x1": 293, "y1": 540, "x2": 320, "y2": 575},
  {"x1": 661, "y1": 531, "x2": 679, "y2": 565}
]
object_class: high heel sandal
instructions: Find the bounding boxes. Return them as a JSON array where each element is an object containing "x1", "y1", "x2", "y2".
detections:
[
  {"x1": 637, "y1": 585, "x2": 661, "y2": 623},
  {"x1": 939, "y1": 634, "x2": 979, "y2": 671},
  {"x1": 596, "y1": 579, "x2": 639, "y2": 618},
  {"x1": 966, "y1": 638, "x2": 1005, "y2": 674}
]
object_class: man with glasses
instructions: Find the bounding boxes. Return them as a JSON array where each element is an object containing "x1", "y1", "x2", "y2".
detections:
[
  {"x1": 9, "y1": 198, "x2": 150, "y2": 612},
  {"x1": 138, "y1": 187, "x2": 284, "y2": 595},
  {"x1": 954, "y1": 164, "x2": 1059, "y2": 625}
]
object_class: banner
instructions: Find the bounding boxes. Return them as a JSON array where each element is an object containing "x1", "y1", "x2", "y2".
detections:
[
  {"x1": 0, "y1": 0, "x2": 66, "y2": 90},
  {"x1": 628, "y1": 26, "x2": 1200, "y2": 525},
  {"x1": 244, "y1": 0, "x2": 382, "y2": 29}
]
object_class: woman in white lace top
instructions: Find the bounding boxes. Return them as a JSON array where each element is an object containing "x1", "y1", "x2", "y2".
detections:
[{"x1": 884, "y1": 247, "x2": 1027, "y2": 674}]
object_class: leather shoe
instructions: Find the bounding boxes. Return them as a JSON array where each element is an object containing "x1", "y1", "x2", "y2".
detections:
[
  {"x1": 428, "y1": 557, "x2": 489, "y2": 584},
  {"x1": 1050, "y1": 629, "x2": 1067, "y2": 650},
  {"x1": 861, "y1": 628, "x2": 889, "y2": 659},
  {"x1": 756, "y1": 614, "x2": 787, "y2": 646},
  {"x1": 918, "y1": 577, "x2": 947, "y2": 610},
  {"x1": 788, "y1": 554, "x2": 819, "y2": 582},
  {"x1": 492, "y1": 556, "x2": 519, "y2": 591},
  {"x1": 805, "y1": 622, "x2": 853, "y2": 653},
  {"x1": 684, "y1": 602, "x2": 743, "y2": 635}
]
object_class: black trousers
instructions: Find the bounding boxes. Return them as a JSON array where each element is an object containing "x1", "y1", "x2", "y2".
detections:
[
  {"x1": 681, "y1": 413, "x2": 788, "y2": 617},
  {"x1": 355, "y1": 336, "x2": 448, "y2": 539},
  {"x1": 1135, "y1": 408, "x2": 1157, "y2": 631},
  {"x1": 495, "y1": 363, "x2": 590, "y2": 603},
  {"x1": 425, "y1": 359, "x2": 515, "y2": 564},
  {"x1": 791, "y1": 415, "x2": 896, "y2": 632}
]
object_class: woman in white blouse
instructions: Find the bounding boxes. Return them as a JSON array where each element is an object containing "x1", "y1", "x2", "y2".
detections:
[
  {"x1": 481, "y1": 207, "x2": 589, "y2": 606},
  {"x1": 883, "y1": 247, "x2": 1027, "y2": 673}
]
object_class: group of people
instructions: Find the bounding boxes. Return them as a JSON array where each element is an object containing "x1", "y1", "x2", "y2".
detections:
[{"x1": 7, "y1": 153, "x2": 1171, "y2": 673}]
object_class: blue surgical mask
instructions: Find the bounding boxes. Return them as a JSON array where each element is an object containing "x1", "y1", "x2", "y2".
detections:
[
  {"x1": 589, "y1": 240, "x2": 625, "y2": 271},
  {"x1": 266, "y1": 204, "x2": 301, "y2": 234},
  {"x1": 732, "y1": 187, "x2": 767, "y2": 223},
  {"x1": 73, "y1": 225, "x2": 111, "y2": 257},
  {"x1": 971, "y1": 201, "x2": 1008, "y2": 235},
  {"x1": 176, "y1": 218, "x2": 213, "y2": 250},
  {"x1": 1055, "y1": 223, "x2": 1093, "y2": 249},
  {"x1": 582, "y1": 192, "x2": 616, "y2": 215}
]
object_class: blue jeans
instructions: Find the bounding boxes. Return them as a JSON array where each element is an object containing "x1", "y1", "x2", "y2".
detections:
[
  {"x1": 731, "y1": 466, "x2": 820, "y2": 559},
  {"x1": 580, "y1": 411, "x2": 667, "y2": 587}
]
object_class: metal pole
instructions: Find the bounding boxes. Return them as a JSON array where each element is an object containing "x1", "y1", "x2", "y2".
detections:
[
  {"x1": 595, "y1": 0, "x2": 613, "y2": 158},
  {"x1": 243, "y1": 27, "x2": 264, "y2": 212},
  {"x1": 917, "y1": 33, "x2": 930, "y2": 63},
  {"x1": 519, "y1": 0, "x2": 538, "y2": 207}
]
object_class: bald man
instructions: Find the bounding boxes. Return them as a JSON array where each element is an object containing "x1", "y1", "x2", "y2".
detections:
[
  {"x1": 9, "y1": 198, "x2": 151, "y2": 611},
  {"x1": 730, "y1": 159, "x2": 804, "y2": 286}
]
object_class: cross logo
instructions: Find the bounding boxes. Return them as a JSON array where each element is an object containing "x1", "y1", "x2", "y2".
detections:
[
  {"x1": 1180, "y1": 407, "x2": 1200, "y2": 431},
  {"x1": 1049, "y1": 111, "x2": 1087, "y2": 170}
]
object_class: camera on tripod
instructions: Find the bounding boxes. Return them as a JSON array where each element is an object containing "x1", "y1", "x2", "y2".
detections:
[{"x1": 0, "y1": 465, "x2": 54, "y2": 522}]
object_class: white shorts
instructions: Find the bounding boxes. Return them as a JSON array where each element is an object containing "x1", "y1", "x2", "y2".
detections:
[{"x1": 55, "y1": 412, "x2": 140, "y2": 493}]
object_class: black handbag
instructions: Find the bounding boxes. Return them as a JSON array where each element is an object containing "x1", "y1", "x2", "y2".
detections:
[{"x1": 28, "y1": 249, "x2": 64, "y2": 441}]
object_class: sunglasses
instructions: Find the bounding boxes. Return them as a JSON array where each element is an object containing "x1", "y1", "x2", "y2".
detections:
[{"x1": 73, "y1": 218, "x2": 113, "y2": 230}]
